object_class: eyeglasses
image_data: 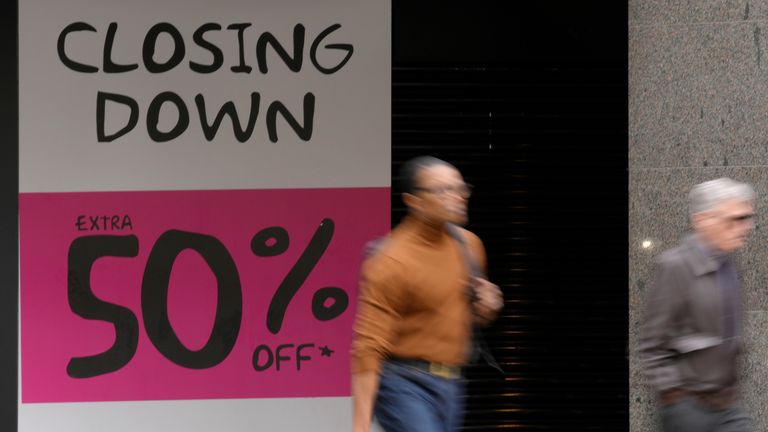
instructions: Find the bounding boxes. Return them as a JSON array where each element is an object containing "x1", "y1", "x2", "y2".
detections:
[
  {"x1": 413, "y1": 183, "x2": 473, "y2": 198},
  {"x1": 724, "y1": 213, "x2": 755, "y2": 224},
  {"x1": 711, "y1": 212, "x2": 755, "y2": 228}
]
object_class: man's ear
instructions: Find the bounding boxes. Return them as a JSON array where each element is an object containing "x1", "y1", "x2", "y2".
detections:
[
  {"x1": 691, "y1": 211, "x2": 710, "y2": 231},
  {"x1": 402, "y1": 192, "x2": 419, "y2": 210}
]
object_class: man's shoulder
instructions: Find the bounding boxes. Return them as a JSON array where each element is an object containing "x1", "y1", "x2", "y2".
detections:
[
  {"x1": 359, "y1": 237, "x2": 409, "y2": 287},
  {"x1": 454, "y1": 225, "x2": 481, "y2": 241},
  {"x1": 447, "y1": 224, "x2": 484, "y2": 249},
  {"x1": 655, "y1": 238, "x2": 696, "y2": 272},
  {"x1": 361, "y1": 234, "x2": 406, "y2": 268},
  {"x1": 657, "y1": 244, "x2": 686, "y2": 264}
]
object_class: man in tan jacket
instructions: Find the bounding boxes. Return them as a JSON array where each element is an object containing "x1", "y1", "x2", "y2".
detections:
[{"x1": 639, "y1": 178, "x2": 755, "y2": 432}]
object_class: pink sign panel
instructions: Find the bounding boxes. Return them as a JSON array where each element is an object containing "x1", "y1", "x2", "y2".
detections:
[{"x1": 20, "y1": 188, "x2": 390, "y2": 403}]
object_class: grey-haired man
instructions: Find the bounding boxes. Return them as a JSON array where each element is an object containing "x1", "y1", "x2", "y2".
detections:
[{"x1": 639, "y1": 178, "x2": 755, "y2": 432}]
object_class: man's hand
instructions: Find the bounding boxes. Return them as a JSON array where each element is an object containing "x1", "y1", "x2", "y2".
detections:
[
  {"x1": 472, "y1": 277, "x2": 503, "y2": 326},
  {"x1": 352, "y1": 371, "x2": 380, "y2": 432}
]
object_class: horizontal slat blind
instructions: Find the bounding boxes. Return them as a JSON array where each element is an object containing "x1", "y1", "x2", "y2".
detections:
[{"x1": 391, "y1": 60, "x2": 627, "y2": 430}]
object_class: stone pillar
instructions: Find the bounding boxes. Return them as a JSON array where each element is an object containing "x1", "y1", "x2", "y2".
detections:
[{"x1": 629, "y1": 1, "x2": 768, "y2": 430}]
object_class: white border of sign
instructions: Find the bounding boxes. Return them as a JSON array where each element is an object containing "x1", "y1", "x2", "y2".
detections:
[{"x1": 19, "y1": 0, "x2": 390, "y2": 430}]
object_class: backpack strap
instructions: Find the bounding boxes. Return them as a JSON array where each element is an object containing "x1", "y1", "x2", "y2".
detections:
[
  {"x1": 362, "y1": 235, "x2": 389, "y2": 260},
  {"x1": 446, "y1": 223, "x2": 505, "y2": 373}
]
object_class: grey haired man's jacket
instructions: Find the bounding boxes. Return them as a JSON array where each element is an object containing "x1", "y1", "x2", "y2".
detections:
[{"x1": 638, "y1": 234, "x2": 741, "y2": 393}]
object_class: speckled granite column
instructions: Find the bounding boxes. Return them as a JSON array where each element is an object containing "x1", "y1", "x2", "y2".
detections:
[{"x1": 629, "y1": 1, "x2": 768, "y2": 431}]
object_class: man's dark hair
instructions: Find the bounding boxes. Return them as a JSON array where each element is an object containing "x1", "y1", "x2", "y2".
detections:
[{"x1": 397, "y1": 156, "x2": 454, "y2": 194}]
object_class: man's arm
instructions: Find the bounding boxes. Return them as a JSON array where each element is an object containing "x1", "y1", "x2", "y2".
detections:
[
  {"x1": 351, "y1": 255, "x2": 403, "y2": 431},
  {"x1": 638, "y1": 257, "x2": 685, "y2": 393},
  {"x1": 352, "y1": 371, "x2": 380, "y2": 432}
]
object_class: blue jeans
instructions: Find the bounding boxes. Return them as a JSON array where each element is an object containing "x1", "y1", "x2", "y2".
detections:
[{"x1": 374, "y1": 360, "x2": 466, "y2": 432}]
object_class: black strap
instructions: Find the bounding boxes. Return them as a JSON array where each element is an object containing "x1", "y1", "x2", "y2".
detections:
[
  {"x1": 446, "y1": 223, "x2": 505, "y2": 374},
  {"x1": 362, "y1": 237, "x2": 386, "y2": 259}
]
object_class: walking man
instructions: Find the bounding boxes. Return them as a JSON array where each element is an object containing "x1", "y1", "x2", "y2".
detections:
[
  {"x1": 351, "y1": 156, "x2": 503, "y2": 432},
  {"x1": 639, "y1": 178, "x2": 755, "y2": 432}
]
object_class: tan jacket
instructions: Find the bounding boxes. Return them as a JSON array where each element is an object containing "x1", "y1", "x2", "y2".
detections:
[{"x1": 638, "y1": 235, "x2": 742, "y2": 393}]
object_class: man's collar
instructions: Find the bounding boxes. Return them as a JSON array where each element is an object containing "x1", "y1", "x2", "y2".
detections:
[
  {"x1": 684, "y1": 234, "x2": 728, "y2": 276},
  {"x1": 402, "y1": 215, "x2": 448, "y2": 245}
]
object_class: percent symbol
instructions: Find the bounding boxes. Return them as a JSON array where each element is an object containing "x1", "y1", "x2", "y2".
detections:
[{"x1": 251, "y1": 218, "x2": 349, "y2": 334}]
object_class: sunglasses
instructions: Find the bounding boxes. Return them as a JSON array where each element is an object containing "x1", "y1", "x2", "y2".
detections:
[{"x1": 413, "y1": 183, "x2": 473, "y2": 198}]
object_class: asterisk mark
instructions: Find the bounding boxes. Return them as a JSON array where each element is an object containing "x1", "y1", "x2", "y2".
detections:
[{"x1": 319, "y1": 345, "x2": 334, "y2": 357}]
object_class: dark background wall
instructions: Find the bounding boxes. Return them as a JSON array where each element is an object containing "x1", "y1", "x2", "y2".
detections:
[
  {"x1": 0, "y1": 1, "x2": 628, "y2": 430},
  {"x1": 391, "y1": 1, "x2": 627, "y2": 430}
]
